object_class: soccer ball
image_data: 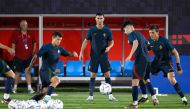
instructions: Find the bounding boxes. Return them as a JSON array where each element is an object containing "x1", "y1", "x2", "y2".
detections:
[
  {"x1": 8, "y1": 99, "x2": 18, "y2": 109},
  {"x1": 99, "y1": 83, "x2": 112, "y2": 95},
  {"x1": 25, "y1": 100, "x2": 37, "y2": 109},
  {"x1": 54, "y1": 99, "x2": 64, "y2": 109},
  {"x1": 20, "y1": 100, "x2": 27, "y2": 109},
  {"x1": 36, "y1": 100, "x2": 47, "y2": 109},
  {"x1": 47, "y1": 99, "x2": 64, "y2": 109},
  {"x1": 8, "y1": 100, "x2": 27, "y2": 109},
  {"x1": 8, "y1": 99, "x2": 63, "y2": 109}
]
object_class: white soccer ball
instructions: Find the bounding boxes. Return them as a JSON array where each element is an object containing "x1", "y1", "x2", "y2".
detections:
[
  {"x1": 25, "y1": 100, "x2": 37, "y2": 109},
  {"x1": 35, "y1": 100, "x2": 47, "y2": 109},
  {"x1": 47, "y1": 99, "x2": 63, "y2": 109},
  {"x1": 54, "y1": 99, "x2": 64, "y2": 109},
  {"x1": 47, "y1": 99, "x2": 57, "y2": 109},
  {"x1": 8, "y1": 99, "x2": 18, "y2": 109},
  {"x1": 38, "y1": 100, "x2": 47, "y2": 109},
  {"x1": 8, "y1": 100, "x2": 27, "y2": 109},
  {"x1": 99, "y1": 83, "x2": 112, "y2": 95},
  {"x1": 20, "y1": 100, "x2": 27, "y2": 109}
]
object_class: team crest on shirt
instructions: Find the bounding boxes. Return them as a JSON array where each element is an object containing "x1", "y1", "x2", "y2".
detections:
[
  {"x1": 93, "y1": 33, "x2": 97, "y2": 36},
  {"x1": 58, "y1": 50, "x2": 60, "y2": 54},
  {"x1": 103, "y1": 33, "x2": 106, "y2": 37},
  {"x1": 159, "y1": 45, "x2": 163, "y2": 49},
  {"x1": 88, "y1": 65, "x2": 91, "y2": 70}
]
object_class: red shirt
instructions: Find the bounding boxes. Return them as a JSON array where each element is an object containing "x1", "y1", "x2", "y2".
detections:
[{"x1": 12, "y1": 31, "x2": 36, "y2": 60}]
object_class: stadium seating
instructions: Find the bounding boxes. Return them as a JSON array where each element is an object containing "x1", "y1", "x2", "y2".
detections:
[
  {"x1": 123, "y1": 61, "x2": 134, "y2": 77},
  {"x1": 85, "y1": 61, "x2": 103, "y2": 77},
  {"x1": 20, "y1": 60, "x2": 65, "y2": 77},
  {"x1": 66, "y1": 60, "x2": 83, "y2": 77},
  {"x1": 55, "y1": 60, "x2": 65, "y2": 77},
  {"x1": 109, "y1": 60, "x2": 122, "y2": 77}
]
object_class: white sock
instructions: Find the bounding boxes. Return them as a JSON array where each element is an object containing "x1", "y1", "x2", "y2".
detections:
[
  {"x1": 109, "y1": 94, "x2": 113, "y2": 96},
  {"x1": 182, "y1": 97, "x2": 187, "y2": 101},
  {"x1": 28, "y1": 85, "x2": 32, "y2": 90},
  {"x1": 142, "y1": 94, "x2": 148, "y2": 98},
  {"x1": 3, "y1": 93, "x2": 10, "y2": 99},
  {"x1": 152, "y1": 95, "x2": 157, "y2": 100},
  {"x1": 13, "y1": 85, "x2": 17, "y2": 90},
  {"x1": 133, "y1": 101, "x2": 138, "y2": 105}
]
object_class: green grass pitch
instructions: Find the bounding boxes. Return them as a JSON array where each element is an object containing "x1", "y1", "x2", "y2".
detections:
[{"x1": 0, "y1": 91, "x2": 190, "y2": 109}]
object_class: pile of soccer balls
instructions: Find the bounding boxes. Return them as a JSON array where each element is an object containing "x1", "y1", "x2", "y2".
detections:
[
  {"x1": 99, "y1": 83, "x2": 112, "y2": 95},
  {"x1": 8, "y1": 99, "x2": 63, "y2": 109}
]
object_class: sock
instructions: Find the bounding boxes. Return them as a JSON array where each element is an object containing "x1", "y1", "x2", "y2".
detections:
[
  {"x1": 3, "y1": 93, "x2": 10, "y2": 99},
  {"x1": 132, "y1": 86, "x2": 138, "y2": 102},
  {"x1": 89, "y1": 78, "x2": 96, "y2": 96},
  {"x1": 152, "y1": 95, "x2": 157, "y2": 100},
  {"x1": 28, "y1": 84, "x2": 32, "y2": 90},
  {"x1": 31, "y1": 93, "x2": 46, "y2": 101},
  {"x1": 173, "y1": 83, "x2": 184, "y2": 98},
  {"x1": 13, "y1": 85, "x2": 17, "y2": 90},
  {"x1": 142, "y1": 94, "x2": 148, "y2": 98},
  {"x1": 47, "y1": 86, "x2": 54, "y2": 96},
  {"x1": 51, "y1": 88, "x2": 55, "y2": 94},
  {"x1": 5, "y1": 77, "x2": 14, "y2": 94},
  {"x1": 182, "y1": 97, "x2": 187, "y2": 101},
  {"x1": 139, "y1": 80, "x2": 147, "y2": 96},
  {"x1": 105, "y1": 77, "x2": 112, "y2": 94},
  {"x1": 109, "y1": 94, "x2": 113, "y2": 97},
  {"x1": 133, "y1": 101, "x2": 138, "y2": 105},
  {"x1": 146, "y1": 82, "x2": 155, "y2": 96}
]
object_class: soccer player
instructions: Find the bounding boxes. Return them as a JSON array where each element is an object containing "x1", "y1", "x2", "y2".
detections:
[
  {"x1": 12, "y1": 20, "x2": 36, "y2": 94},
  {"x1": 144, "y1": 25, "x2": 188, "y2": 105},
  {"x1": 79, "y1": 13, "x2": 117, "y2": 101},
  {"x1": 26, "y1": 31, "x2": 78, "y2": 102},
  {"x1": 122, "y1": 21, "x2": 158, "y2": 108},
  {"x1": 0, "y1": 43, "x2": 15, "y2": 104}
]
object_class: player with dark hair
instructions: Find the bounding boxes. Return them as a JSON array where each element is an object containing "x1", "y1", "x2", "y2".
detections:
[
  {"x1": 79, "y1": 13, "x2": 117, "y2": 101},
  {"x1": 139, "y1": 25, "x2": 188, "y2": 105},
  {"x1": 26, "y1": 31, "x2": 78, "y2": 102},
  {"x1": 122, "y1": 21, "x2": 159, "y2": 108},
  {"x1": 0, "y1": 43, "x2": 15, "y2": 104}
]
